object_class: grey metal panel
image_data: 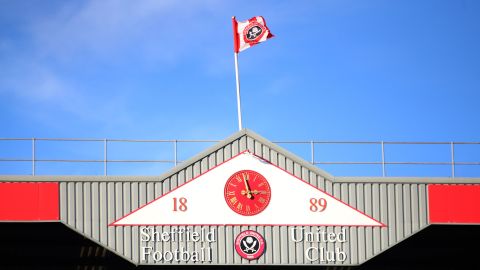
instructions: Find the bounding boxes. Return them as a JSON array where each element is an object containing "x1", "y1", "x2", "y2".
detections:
[
  {"x1": 364, "y1": 183, "x2": 373, "y2": 261},
  {"x1": 395, "y1": 184, "x2": 404, "y2": 241},
  {"x1": 340, "y1": 183, "x2": 350, "y2": 265},
  {"x1": 131, "y1": 182, "x2": 139, "y2": 263},
  {"x1": 419, "y1": 184, "x2": 428, "y2": 227},
  {"x1": 75, "y1": 182, "x2": 83, "y2": 233},
  {"x1": 246, "y1": 136, "x2": 254, "y2": 153},
  {"x1": 84, "y1": 182, "x2": 91, "y2": 238},
  {"x1": 67, "y1": 182, "x2": 75, "y2": 226},
  {"x1": 403, "y1": 184, "x2": 412, "y2": 237},
  {"x1": 123, "y1": 182, "x2": 132, "y2": 260},
  {"x1": 55, "y1": 133, "x2": 433, "y2": 266},
  {"x1": 325, "y1": 180, "x2": 333, "y2": 266},
  {"x1": 372, "y1": 184, "x2": 381, "y2": 255},
  {"x1": 379, "y1": 184, "x2": 388, "y2": 251},
  {"x1": 60, "y1": 182, "x2": 67, "y2": 223},
  {"x1": 333, "y1": 183, "x2": 343, "y2": 265},
  {"x1": 193, "y1": 160, "x2": 202, "y2": 265},
  {"x1": 107, "y1": 182, "x2": 116, "y2": 249},
  {"x1": 115, "y1": 182, "x2": 123, "y2": 254},
  {"x1": 92, "y1": 182, "x2": 100, "y2": 241},
  {"x1": 238, "y1": 135, "x2": 246, "y2": 153},
  {"x1": 387, "y1": 184, "x2": 396, "y2": 246},
  {"x1": 254, "y1": 140, "x2": 262, "y2": 156},
  {"x1": 348, "y1": 183, "x2": 358, "y2": 265},
  {"x1": 356, "y1": 184, "x2": 366, "y2": 264},
  {"x1": 410, "y1": 184, "x2": 419, "y2": 232}
]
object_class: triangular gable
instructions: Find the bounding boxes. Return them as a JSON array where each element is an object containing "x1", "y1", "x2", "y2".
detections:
[
  {"x1": 111, "y1": 151, "x2": 384, "y2": 227},
  {"x1": 152, "y1": 129, "x2": 334, "y2": 188}
]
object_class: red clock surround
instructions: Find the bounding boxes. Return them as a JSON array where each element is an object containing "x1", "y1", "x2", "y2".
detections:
[{"x1": 224, "y1": 170, "x2": 271, "y2": 216}]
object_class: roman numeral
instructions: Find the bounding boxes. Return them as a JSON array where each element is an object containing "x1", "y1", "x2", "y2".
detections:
[{"x1": 235, "y1": 176, "x2": 242, "y2": 183}]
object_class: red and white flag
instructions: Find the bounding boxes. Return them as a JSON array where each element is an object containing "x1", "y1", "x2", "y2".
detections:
[{"x1": 232, "y1": 16, "x2": 274, "y2": 53}]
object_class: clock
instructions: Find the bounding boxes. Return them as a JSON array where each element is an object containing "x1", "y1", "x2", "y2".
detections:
[{"x1": 224, "y1": 170, "x2": 271, "y2": 216}]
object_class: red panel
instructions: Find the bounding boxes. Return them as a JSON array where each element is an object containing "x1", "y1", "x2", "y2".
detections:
[
  {"x1": 429, "y1": 184, "x2": 480, "y2": 224},
  {"x1": 0, "y1": 183, "x2": 59, "y2": 221}
]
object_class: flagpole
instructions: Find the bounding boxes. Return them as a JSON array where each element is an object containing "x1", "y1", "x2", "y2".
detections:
[
  {"x1": 234, "y1": 52, "x2": 242, "y2": 130},
  {"x1": 232, "y1": 16, "x2": 243, "y2": 131}
]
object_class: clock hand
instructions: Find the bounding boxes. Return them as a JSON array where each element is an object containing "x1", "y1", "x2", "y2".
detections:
[
  {"x1": 250, "y1": 190, "x2": 268, "y2": 195},
  {"x1": 242, "y1": 173, "x2": 252, "y2": 199},
  {"x1": 241, "y1": 190, "x2": 268, "y2": 195}
]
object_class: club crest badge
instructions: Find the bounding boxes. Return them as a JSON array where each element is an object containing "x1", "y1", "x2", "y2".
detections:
[
  {"x1": 235, "y1": 230, "x2": 265, "y2": 260},
  {"x1": 243, "y1": 22, "x2": 266, "y2": 43}
]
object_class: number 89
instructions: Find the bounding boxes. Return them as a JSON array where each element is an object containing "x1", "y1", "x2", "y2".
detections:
[{"x1": 309, "y1": 198, "x2": 327, "y2": 212}]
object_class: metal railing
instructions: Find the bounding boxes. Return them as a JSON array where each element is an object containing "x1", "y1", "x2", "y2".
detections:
[
  {"x1": 0, "y1": 138, "x2": 479, "y2": 177},
  {"x1": 275, "y1": 140, "x2": 480, "y2": 177}
]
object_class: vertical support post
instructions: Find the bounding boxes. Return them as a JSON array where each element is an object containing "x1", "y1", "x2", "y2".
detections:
[
  {"x1": 174, "y1": 140, "x2": 178, "y2": 167},
  {"x1": 234, "y1": 52, "x2": 243, "y2": 130},
  {"x1": 451, "y1": 142, "x2": 455, "y2": 178},
  {"x1": 381, "y1": 141, "x2": 386, "y2": 177},
  {"x1": 104, "y1": 139, "x2": 107, "y2": 176},
  {"x1": 310, "y1": 141, "x2": 315, "y2": 164},
  {"x1": 32, "y1": 138, "x2": 36, "y2": 176},
  {"x1": 232, "y1": 17, "x2": 242, "y2": 130}
]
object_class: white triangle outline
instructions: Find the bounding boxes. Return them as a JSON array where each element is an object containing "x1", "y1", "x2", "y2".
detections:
[{"x1": 110, "y1": 150, "x2": 386, "y2": 227}]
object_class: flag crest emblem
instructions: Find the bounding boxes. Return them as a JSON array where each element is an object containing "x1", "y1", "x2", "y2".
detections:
[{"x1": 233, "y1": 16, "x2": 274, "y2": 53}]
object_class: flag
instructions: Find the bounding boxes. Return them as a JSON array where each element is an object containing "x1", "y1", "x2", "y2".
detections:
[{"x1": 232, "y1": 16, "x2": 274, "y2": 53}]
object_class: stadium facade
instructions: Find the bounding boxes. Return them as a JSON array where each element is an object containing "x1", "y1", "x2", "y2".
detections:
[{"x1": 1, "y1": 129, "x2": 479, "y2": 269}]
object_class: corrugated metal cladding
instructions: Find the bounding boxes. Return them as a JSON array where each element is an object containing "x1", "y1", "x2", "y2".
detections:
[{"x1": 59, "y1": 131, "x2": 429, "y2": 266}]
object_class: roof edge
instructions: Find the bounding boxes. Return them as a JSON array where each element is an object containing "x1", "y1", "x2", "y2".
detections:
[
  {"x1": 334, "y1": 176, "x2": 480, "y2": 184},
  {"x1": 153, "y1": 129, "x2": 250, "y2": 182},
  {"x1": 155, "y1": 128, "x2": 336, "y2": 183},
  {"x1": 243, "y1": 129, "x2": 334, "y2": 180},
  {"x1": 0, "y1": 175, "x2": 162, "y2": 182}
]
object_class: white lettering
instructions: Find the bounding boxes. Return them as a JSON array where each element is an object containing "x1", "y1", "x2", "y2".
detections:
[
  {"x1": 163, "y1": 251, "x2": 173, "y2": 261},
  {"x1": 304, "y1": 247, "x2": 347, "y2": 262},
  {"x1": 328, "y1": 232, "x2": 337, "y2": 242},
  {"x1": 206, "y1": 228, "x2": 216, "y2": 242},
  {"x1": 191, "y1": 231, "x2": 200, "y2": 242},
  {"x1": 141, "y1": 246, "x2": 152, "y2": 261},
  {"x1": 291, "y1": 227, "x2": 348, "y2": 243},
  {"x1": 337, "y1": 228, "x2": 346, "y2": 242},
  {"x1": 337, "y1": 248, "x2": 347, "y2": 262},
  {"x1": 290, "y1": 227, "x2": 304, "y2": 242},
  {"x1": 140, "y1": 227, "x2": 150, "y2": 242},
  {"x1": 306, "y1": 247, "x2": 317, "y2": 262}
]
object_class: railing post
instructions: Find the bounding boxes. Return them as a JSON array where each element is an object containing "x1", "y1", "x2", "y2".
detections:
[
  {"x1": 104, "y1": 139, "x2": 107, "y2": 176},
  {"x1": 451, "y1": 142, "x2": 455, "y2": 178},
  {"x1": 32, "y1": 138, "x2": 36, "y2": 176},
  {"x1": 174, "y1": 140, "x2": 178, "y2": 166},
  {"x1": 310, "y1": 141, "x2": 315, "y2": 164},
  {"x1": 381, "y1": 141, "x2": 386, "y2": 177}
]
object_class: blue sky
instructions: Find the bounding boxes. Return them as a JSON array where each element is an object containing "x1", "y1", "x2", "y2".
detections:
[{"x1": 1, "y1": 0, "x2": 479, "y2": 176}]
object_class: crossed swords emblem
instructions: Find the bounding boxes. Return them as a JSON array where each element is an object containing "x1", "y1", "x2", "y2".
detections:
[
  {"x1": 242, "y1": 237, "x2": 258, "y2": 253},
  {"x1": 247, "y1": 26, "x2": 262, "y2": 40}
]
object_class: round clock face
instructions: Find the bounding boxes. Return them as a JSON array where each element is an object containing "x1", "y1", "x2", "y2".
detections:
[{"x1": 224, "y1": 170, "x2": 271, "y2": 216}]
